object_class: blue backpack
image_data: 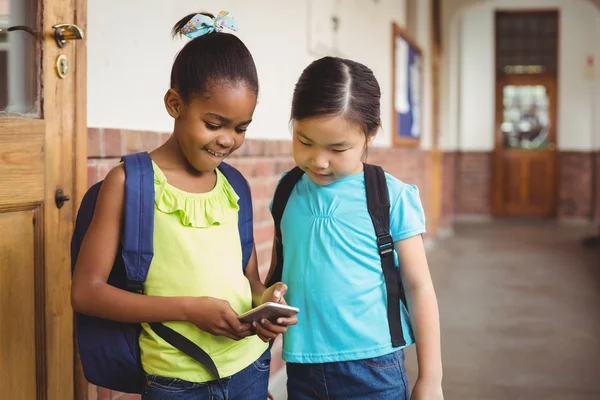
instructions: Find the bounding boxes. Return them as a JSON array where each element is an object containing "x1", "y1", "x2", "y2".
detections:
[{"x1": 70, "y1": 152, "x2": 254, "y2": 393}]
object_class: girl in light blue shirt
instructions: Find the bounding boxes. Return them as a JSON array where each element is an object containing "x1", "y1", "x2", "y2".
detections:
[{"x1": 267, "y1": 57, "x2": 443, "y2": 400}]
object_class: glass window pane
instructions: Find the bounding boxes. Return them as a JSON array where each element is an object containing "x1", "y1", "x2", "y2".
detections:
[
  {"x1": 502, "y1": 85, "x2": 550, "y2": 150},
  {"x1": 0, "y1": 0, "x2": 40, "y2": 116}
]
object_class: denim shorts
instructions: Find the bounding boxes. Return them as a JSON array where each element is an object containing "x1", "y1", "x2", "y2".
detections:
[
  {"x1": 286, "y1": 349, "x2": 410, "y2": 400},
  {"x1": 142, "y1": 349, "x2": 271, "y2": 400}
]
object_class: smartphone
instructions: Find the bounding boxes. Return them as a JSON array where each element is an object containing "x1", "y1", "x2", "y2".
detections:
[{"x1": 238, "y1": 302, "x2": 300, "y2": 324}]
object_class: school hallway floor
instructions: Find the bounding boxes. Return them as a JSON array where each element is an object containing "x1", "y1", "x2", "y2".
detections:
[{"x1": 269, "y1": 220, "x2": 600, "y2": 400}]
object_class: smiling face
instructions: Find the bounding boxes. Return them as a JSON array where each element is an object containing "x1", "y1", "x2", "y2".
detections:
[
  {"x1": 165, "y1": 83, "x2": 257, "y2": 172},
  {"x1": 292, "y1": 114, "x2": 373, "y2": 186}
]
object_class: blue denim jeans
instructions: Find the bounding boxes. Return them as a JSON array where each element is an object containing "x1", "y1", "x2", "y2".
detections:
[
  {"x1": 286, "y1": 349, "x2": 410, "y2": 400},
  {"x1": 142, "y1": 350, "x2": 271, "y2": 400}
]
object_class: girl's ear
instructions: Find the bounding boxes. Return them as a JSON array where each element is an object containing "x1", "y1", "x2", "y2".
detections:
[
  {"x1": 164, "y1": 89, "x2": 183, "y2": 119},
  {"x1": 367, "y1": 134, "x2": 376, "y2": 147},
  {"x1": 367, "y1": 126, "x2": 380, "y2": 147}
]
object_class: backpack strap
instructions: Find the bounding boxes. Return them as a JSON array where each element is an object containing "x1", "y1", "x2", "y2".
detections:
[
  {"x1": 121, "y1": 152, "x2": 224, "y2": 390},
  {"x1": 364, "y1": 164, "x2": 407, "y2": 348},
  {"x1": 121, "y1": 152, "x2": 155, "y2": 292},
  {"x1": 267, "y1": 167, "x2": 305, "y2": 287},
  {"x1": 217, "y1": 162, "x2": 254, "y2": 269},
  {"x1": 148, "y1": 322, "x2": 224, "y2": 385}
]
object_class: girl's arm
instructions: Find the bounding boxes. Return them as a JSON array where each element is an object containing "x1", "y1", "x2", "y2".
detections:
[
  {"x1": 396, "y1": 235, "x2": 443, "y2": 395},
  {"x1": 71, "y1": 165, "x2": 252, "y2": 341},
  {"x1": 244, "y1": 244, "x2": 271, "y2": 307},
  {"x1": 245, "y1": 237, "x2": 297, "y2": 342}
]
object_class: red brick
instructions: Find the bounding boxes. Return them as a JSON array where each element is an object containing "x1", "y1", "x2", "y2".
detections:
[
  {"x1": 112, "y1": 393, "x2": 141, "y2": 400},
  {"x1": 245, "y1": 140, "x2": 266, "y2": 156},
  {"x1": 595, "y1": 151, "x2": 600, "y2": 222},
  {"x1": 256, "y1": 242, "x2": 273, "y2": 269},
  {"x1": 124, "y1": 130, "x2": 161, "y2": 154},
  {"x1": 87, "y1": 384, "x2": 98, "y2": 400},
  {"x1": 97, "y1": 159, "x2": 120, "y2": 181},
  {"x1": 253, "y1": 200, "x2": 273, "y2": 224},
  {"x1": 249, "y1": 178, "x2": 278, "y2": 201},
  {"x1": 88, "y1": 128, "x2": 102, "y2": 158},
  {"x1": 254, "y1": 222, "x2": 274, "y2": 248},
  {"x1": 559, "y1": 152, "x2": 593, "y2": 217},
  {"x1": 87, "y1": 164, "x2": 98, "y2": 188},
  {"x1": 104, "y1": 128, "x2": 123, "y2": 157},
  {"x1": 454, "y1": 152, "x2": 492, "y2": 215},
  {"x1": 98, "y1": 387, "x2": 111, "y2": 400},
  {"x1": 269, "y1": 336, "x2": 285, "y2": 376},
  {"x1": 441, "y1": 152, "x2": 457, "y2": 229}
]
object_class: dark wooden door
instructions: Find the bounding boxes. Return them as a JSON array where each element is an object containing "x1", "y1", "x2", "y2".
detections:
[{"x1": 493, "y1": 74, "x2": 557, "y2": 217}]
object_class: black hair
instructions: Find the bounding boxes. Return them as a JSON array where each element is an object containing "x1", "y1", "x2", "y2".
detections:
[
  {"x1": 171, "y1": 12, "x2": 259, "y2": 101},
  {"x1": 291, "y1": 56, "x2": 381, "y2": 139}
]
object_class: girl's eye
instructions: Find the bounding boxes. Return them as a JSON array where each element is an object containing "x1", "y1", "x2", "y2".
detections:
[
  {"x1": 236, "y1": 127, "x2": 248, "y2": 134},
  {"x1": 332, "y1": 148, "x2": 349, "y2": 153},
  {"x1": 299, "y1": 141, "x2": 311, "y2": 146},
  {"x1": 205, "y1": 122, "x2": 221, "y2": 131}
]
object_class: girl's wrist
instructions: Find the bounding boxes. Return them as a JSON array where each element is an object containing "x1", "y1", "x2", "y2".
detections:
[
  {"x1": 417, "y1": 368, "x2": 443, "y2": 384},
  {"x1": 179, "y1": 296, "x2": 198, "y2": 322}
]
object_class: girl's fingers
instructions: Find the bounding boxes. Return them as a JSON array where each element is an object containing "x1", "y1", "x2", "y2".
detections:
[
  {"x1": 259, "y1": 319, "x2": 288, "y2": 334},
  {"x1": 253, "y1": 321, "x2": 279, "y2": 341},
  {"x1": 273, "y1": 316, "x2": 298, "y2": 326}
]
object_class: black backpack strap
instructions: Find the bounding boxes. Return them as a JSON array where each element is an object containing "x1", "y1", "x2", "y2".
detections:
[
  {"x1": 364, "y1": 164, "x2": 407, "y2": 348},
  {"x1": 267, "y1": 167, "x2": 305, "y2": 287},
  {"x1": 148, "y1": 323, "x2": 222, "y2": 384}
]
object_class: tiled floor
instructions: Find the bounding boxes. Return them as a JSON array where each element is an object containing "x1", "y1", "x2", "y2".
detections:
[{"x1": 403, "y1": 221, "x2": 600, "y2": 400}]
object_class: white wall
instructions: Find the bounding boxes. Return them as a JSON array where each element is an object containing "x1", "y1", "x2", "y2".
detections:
[
  {"x1": 443, "y1": 0, "x2": 600, "y2": 151},
  {"x1": 87, "y1": 0, "x2": 416, "y2": 146}
]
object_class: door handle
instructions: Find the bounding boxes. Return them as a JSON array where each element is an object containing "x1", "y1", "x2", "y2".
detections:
[
  {"x1": 52, "y1": 23, "x2": 84, "y2": 48},
  {"x1": 55, "y1": 188, "x2": 71, "y2": 209}
]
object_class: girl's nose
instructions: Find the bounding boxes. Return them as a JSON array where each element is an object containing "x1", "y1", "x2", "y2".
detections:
[
  {"x1": 216, "y1": 132, "x2": 235, "y2": 148},
  {"x1": 311, "y1": 152, "x2": 329, "y2": 170}
]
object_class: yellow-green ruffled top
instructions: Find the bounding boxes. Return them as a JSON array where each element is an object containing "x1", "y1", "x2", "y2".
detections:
[{"x1": 139, "y1": 161, "x2": 267, "y2": 382}]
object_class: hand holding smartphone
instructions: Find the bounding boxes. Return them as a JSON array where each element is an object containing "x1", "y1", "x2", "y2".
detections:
[{"x1": 238, "y1": 302, "x2": 299, "y2": 324}]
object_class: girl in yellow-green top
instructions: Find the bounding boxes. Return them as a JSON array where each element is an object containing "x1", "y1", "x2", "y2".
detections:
[{"x1": 71, "y1": 11, "x2": 297, "y2": 400}]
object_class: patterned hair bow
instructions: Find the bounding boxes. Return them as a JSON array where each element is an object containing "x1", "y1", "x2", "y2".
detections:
[{"x1": 180, "y1": 11, "x2": 239, "y2": 39}]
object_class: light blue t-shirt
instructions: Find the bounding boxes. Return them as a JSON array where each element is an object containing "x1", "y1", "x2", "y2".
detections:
[{"x1": 277, "y1": 170, "x2": 426, "y2": 364}]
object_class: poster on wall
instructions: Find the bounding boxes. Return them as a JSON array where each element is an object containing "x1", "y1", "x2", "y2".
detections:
[{"x1": 392, "y1": 22, "x2": 423, "y2": 146}]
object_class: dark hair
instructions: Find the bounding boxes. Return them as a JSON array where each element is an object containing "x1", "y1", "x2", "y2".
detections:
[
  {"x1": 171, "y1": 12, "x2": 259, "y2": 101},
  {"x1": 291, "y1": 56, "x2": 381, "y2": 138}
]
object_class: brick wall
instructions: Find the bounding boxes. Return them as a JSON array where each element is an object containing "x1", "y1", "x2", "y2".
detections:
[
  {"x1": 593, "y1": 151, "x2": 600, "y2": 223},
  {"x1": 440, "y1": 152, "x2": 457, "y2": 230},
  {"x1": 558, "y1": 152, "x2": 594, "y2": 218},
  {"x1": 85, "y1": 128, "x2": 429, "y2": 399},
  {"x1": 454, "y1": 152, "x2": 493, "y2": 215},
  {"x1": 451, "y1": 151, "x2": 599, "y2": 219}
]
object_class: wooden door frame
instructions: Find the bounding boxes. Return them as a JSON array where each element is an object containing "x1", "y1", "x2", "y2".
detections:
[
  {"x1": 492, "y1": 9, "x2": 560, "y2": 217},
  {"x1": 42, "y1": 0, "x2": 89, "y2": 395},
  {"x1": 427, "y1": 0, "x2": 442, "y2": 236},
  {"x1": 43, "y1": 0, "x2": 88, "y2": 397},
  {"x1": 492, "y1": 73, "x2": 559, "y2": 216},
  {"x1": 73, "y1": 0, "x2": 88, "y2": 397}
]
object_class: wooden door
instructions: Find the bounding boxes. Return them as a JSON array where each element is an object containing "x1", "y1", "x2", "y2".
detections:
[
  {"x1": 493, "y1": 74, "x2": 557, "y2": 217},
  {"x1": 0, "y1": 0, "x2": 86, "y2": 399}
]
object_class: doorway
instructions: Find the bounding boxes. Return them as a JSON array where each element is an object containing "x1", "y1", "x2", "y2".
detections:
[
  {"x1": 493, "y1": 10, "x2": 559, "y2": 217},
  {"x1": 0, "y1": 0, "x2": 86, "y2": 398}
]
